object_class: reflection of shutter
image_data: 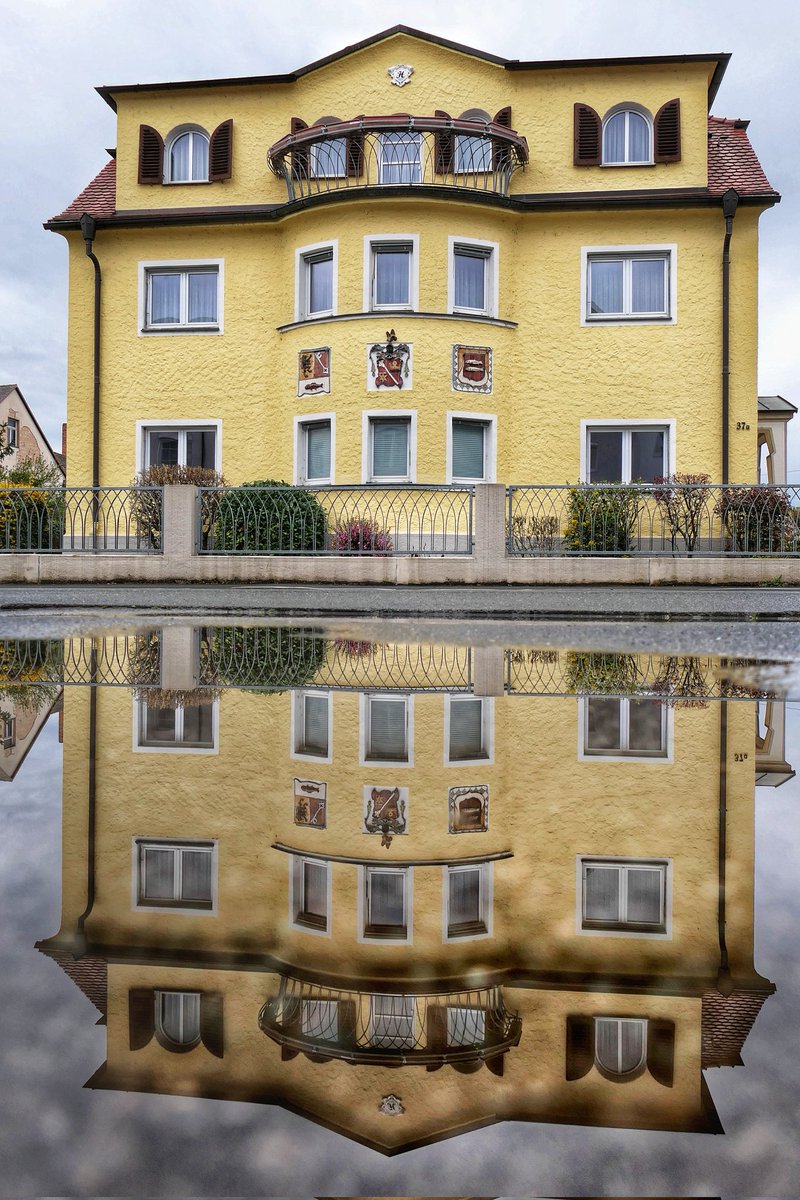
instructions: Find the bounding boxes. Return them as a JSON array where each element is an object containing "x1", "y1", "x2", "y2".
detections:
[
  {"x1": 647, "y1": 1018, "x2": 675, "y2": 1086},
  {"x1": 492, "y1": 106, "x2": 512, "y2": 171},
  {"x1": 129, "y1": 988, "x2": 155, "y2": 1049},
  {"x1": 426, "y1": 1004, "x2": 448, "y2": 1053},
  {"x1": 209, "y1": 119, "x2": 234, "y2": 181},
  {"x1": 573, "y1": 104, "x2": 601, "y2": 165},
  {"x1": 654, "y1": 98, "x2": 681, "y2": 163},
  {"x1": 434, "y1": 110, "x2": 454, "y2": 173},
  {"x1": 566, "y1": 1015, "x2": 594, "y2": 1079},
  {"x1": 200, "y1": 993, "x2": 224, "y2": 1058},
  {"x1": 291, "y1": 117, "x2": 309, "y2": 179},
  {"x1": 138, "y1": 125, "x2": 164, "y2": 184},
  {"x1": 338, "y1": 999, "x2": 357, "y2": 1049}
]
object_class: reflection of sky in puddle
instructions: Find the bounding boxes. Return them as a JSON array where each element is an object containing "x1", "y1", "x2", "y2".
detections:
[{"x1": 1, "y1": 624, "x2": 799, "y2": 1197}]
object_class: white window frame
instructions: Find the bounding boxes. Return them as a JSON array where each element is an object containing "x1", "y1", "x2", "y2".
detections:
[
  {"x1": 293, "y1": 413, "x2": 335, "y2": 485},
  {"x1": 155, "y1": 990, "x2": 202, "y2": 1047},
  {"x1": 294, "y1": 240, "x2": 338, "y2": 322},
  {"x1": 455, "y1": 134, "x2": 492, "y2": 175},
  {"x1": 580, "y1": 244, "x2": 677, "y2": 326},
  {"x1": 135, "y1": 419, "x2": 222, "y2": 475},
  {"x1": 442, "y1": 861, "x2": 493, "y2": 942},
  {"x1": 447, "y1": 1004, "x2": 487, "y2": 1048},
  {"x1": 377, "y1": 132, "x2": 422, "y2": 185},
  {"x1": 594, "y1": 1016, "x2": 648, "y2": 1075},
  {"x1": 577, "y1": 697, "x2": 673, "y2": 763},
  {"x1": 132, "y1": 838, "x2": 218, "y2": 915},
  {"x1": 362, "y1": 410, "x2": 417, "y2": 483},
  {"x1": 138, "y1": 259, "x2": 224, "y2": 335},
  {"x1": 309, "y1": 137, "x2": 348, "y2": 179},
  {"x1": 359, "y1": 693, "x2": 413, "y2": 767},
  {"x1": 447, "y1": 236, "x2": 499, "y2": 317},
  {"x1": 576, "y1": 855, "x2": 672, "y2": 939},
  {"x1": 289, "y1": 854, "x2": 331, "y2": 937},
  {"x1": 358, "y1": 864, "x2": 413, "y2": 944},
  {"x1": 580, "y1": 418, "x2": 675, "y2": 484},
  {"x1": 601, "y1": 105, "x2": 654, "y2": 167},
  {"x1": 363, "y1": 234, "x2": 420, "y2": 312},
  {"x1": 443, "y1": 695, "x2": 494, "y2": 765},
  {"x1": 290, "y1": 688, "x2": 333, "y2": 762},
  {"x1": 6, "y1": 417, "x2": 18, "y2": 449},
  {"x1": 132, "y1": 697, "x2": 219, "y2": 756},
  {"x1": 164, "y1": 125, "x2": 210, "y2": 184},
  {"x1": 368, "y1": 993, "x2": 416, "y2": 1048},
  {"x1": 446, "y1": 411, "x2": 497, "y2": 483}
]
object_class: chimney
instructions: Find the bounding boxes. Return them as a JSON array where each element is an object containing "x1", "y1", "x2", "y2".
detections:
[{"x1": 61, "y1": 423, "x2": 67, "y2": 457}]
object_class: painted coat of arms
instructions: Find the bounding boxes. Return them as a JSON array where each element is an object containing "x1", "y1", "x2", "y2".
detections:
[
  {"x1": 363, "y1": 785, "x2": 408, "y2": 844},
  {"x1": 448, "y1": 785, "x2": 489, "y2": 833},
  {"x1": 297, "y1": 348, "x2": 331, "y2": 398},
  {"x1": 453, "y1": 345, "x2": 492, "y2": 393},
  {"x1": 369, "y1": 330, "x2": 411, "y2": 390},
  {"x1": 294, "y1": 778, "x2": 327, "y2": 828}
]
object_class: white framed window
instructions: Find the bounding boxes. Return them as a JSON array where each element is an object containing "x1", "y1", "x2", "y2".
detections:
[
  {"x1": 581, "y1": 245, "x2": 676, "y2": 324},
  {"x1": 447, "y1": 1005, "x2": 486, "y2": 1047},
  {"x1": 578, "y1": 697, "x2": 671, "y2": 762},
  {"x1": 363, "y1": 411, "x2": 417, "y2": 483},
  {"x1": 0, "y1": 714, "x2": 15, "y2": 749},
  {"x1": 137, "y1": 420, "x2": 221, "y2": 474},
  {"x1": 290, "y1": 855, "x2": 330, "y2": 935},
  {"x1": 165, "y1": 126, "x2": 210, "y2": 183},
  {"x1": 369, "y1": 994, "x2": 415, "y2": 1047},
  {"x1": 379, "y1": 132, "x2": 422, "y2": 184},
  {"x1": 444, "y1": 695, "x2": 493, "y2": 764},
  {"x1": 448, "y1": 238, "x2": 498, "y2": 316},
  {"x1": 581, "y1": 420, "x2": 674, "y2": 484},
  {"x1": 302, "y1": 998, "x2": 340, "y2": 1041},
  {"x1": 310, "y1": 138, "x2": 347, "y2": 179},
  {"x1": 595, "y1": 1017, "x2": 648, "y2": 1076},
  {"x1": 363, "y1": 235, "x2": 419, "y2": 312},
  {"x1": 138, "y1": 260, "x2": 223, "y2": 335},
  {"x1": 444, "y1": 862, "x2": 492, "y2": 941},
  {"x1": 155, "y1": 990, "x2": 201, "y2": 1047},
  {"x1": 294, "y1": 415, "x2": 334, "y2": 485},
  {"x1": 578, "y1": 857, "x2": 670, "y2": 937},
  {"x1": 291, "y1": 689, "x2": 332, "y2": 761},
  {"x1": 360, "y1": 865, "x2": 411, "y2": 942},
  {"x1": 360, "y1": 693, "x2": 413, "y2": 765},
  {"x1": 295, "y1": 241, "x2": 337, "y2": 321},
  {"x1": 446, "y1": 412, "x2": 496, "y2": 483},
  {"x1": 6, "y1": 417, "x2": 18, "y2": 449},
  {"x1": 602, "y1": 106, "x2": 653, "y2": 165},
  {"x1": 133, "y1": 698, "x2": 219, "y2": 755},
  {"x1": 133, "y1": 839, "x2": 217, "y2": 913}
]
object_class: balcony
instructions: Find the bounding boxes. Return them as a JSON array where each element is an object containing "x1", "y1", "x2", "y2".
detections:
[
  {"x1": 259, "y1": 977, "x2": 522, "y2": 1071},
  {"x1": 267, "y1": 114, "x2": 528, "y2": 203}
]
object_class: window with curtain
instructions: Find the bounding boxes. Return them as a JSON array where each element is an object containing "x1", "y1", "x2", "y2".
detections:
[
  {"x1": 447, "y1": 1006, "x2": 486, "y2": 1047},
  {"x1": 448, "y1": 697, "x2": 488, "y2": 760},
  {"x1": 139, "y1": 701, "x2": 215, "y2": 749},
  {"x1": 302, "y1": 999, "x2": 339, "y2": 1041},
  {"x1": 365, "y1": 696, "x2": 408, "y2": 761},
  {"x1": 587, "y1": 252, "x2": 670, "y2": 319},
  {"x1": 371, "y1": 243, "x2": 412, "y2": 308},
  {"x1": 167, "y1": 129, "x2": 210, "y2": 182},
  {"x1": 456, "y1": 134, "x2": 492, "y2": 173},
  {"x1": 602, "y1": 110, "x2": 651, "y2": 164},
  {"x1": 137, "y1": 841, "x2": 215, "y2": 910},
  {"x1": 364, "y1": 867, "x2": 408, "y2": 938},
  {"x1": 369, "y1": 417, "x2": 411, "y2": 480},
  {"x1": 300, "y1": 420, "x2": 332, "y2": 483},
  {"x1": 145, "y1": 426, "x2": 217, "y2": 470},
  {"x1": 582, "y1": 859, "x2": 667, "y2": 933},
  {"x1": 292, "y1": 856, "x2": 328, "y2": 930},
  {"x1": 447, "y1": 864, "x2": 488, "y2": 938},
  {"x1": 585, "y1": 697, "x2": 667, "y2": 757},
  {"x1": 310, "y1": 138, "x2": 347, "y2": 178},
  {"x1": 302, "y1": 249, "x2": 334, "y2": 317},
  {"x1": 453, "y1": 245, "x2": 490, "y2": 311},
  {"x1": 595, "y1": 1017, "x2": 647, "y2": 1075},
  {"x1": 145, "y1": 267, "x2": 219, "y2": 329},
  {"x1": 294, "y1": 690, "x2": 330, "y2": 756},
  {"x1": 370, "y1": 994, "x2": 415, "y2": 1048},
  {"x1": 586, "y1": 426, "x2": 667, "y2": 483},
  {"x1": 156, "y1": 991, "x2": 201, "y2": 1046},
  {"x1": 379, "y1": 132, "x2": 422, "y2": 184},
  {"x1": 451, "y1": 419, "x2": 488, "y2": 481}
]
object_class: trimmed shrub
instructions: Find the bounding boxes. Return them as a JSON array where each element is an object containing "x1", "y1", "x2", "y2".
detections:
[
  {"x1": 0, "y1": 456, "x2": 65, "y2": 550},
  {"x1": 212, "y1": 480, "x2": 328, "y2": 553},
  {"x1": 715, "y1": 485, "x2": 800, "y2": 553},
  {"x1": 130, "y1": 465, "x2": 226, "y2": 551},
  {"x1": 331, "y1": 518, "x2": 393, "y2": 556},
  {"x1": 562, "y1": 485, "x2": 642, "y2": 554},
  {"x1": 211, "y1": 626, "x2": 328, "y2": 692}
]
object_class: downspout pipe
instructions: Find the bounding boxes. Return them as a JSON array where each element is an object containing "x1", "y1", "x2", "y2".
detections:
[
  {"x1": 721, "y1": 188, "x2": 740, "y2": 486},
  {"x1": 79, "y1": 213, "x2": 101, "y2": 491},
  {"x1": 716, "y1": 700, "x2": 733, "y2": 996}
]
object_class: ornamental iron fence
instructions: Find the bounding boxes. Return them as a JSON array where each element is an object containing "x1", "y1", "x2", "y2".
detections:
[
  {"x1": 0, "y1": 634, "x2": 161, "y2": 687},
  {"x1": 0, "y1": 487, "x2": 163, "y2": 554}
]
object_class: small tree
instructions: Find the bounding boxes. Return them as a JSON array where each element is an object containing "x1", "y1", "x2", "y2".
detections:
[
  {"x1": 562, "y1": 485, "x2": 642, "y2": 554},
  {"x1": 651, "y1": 474, "x2": 711, "y2": 554}
]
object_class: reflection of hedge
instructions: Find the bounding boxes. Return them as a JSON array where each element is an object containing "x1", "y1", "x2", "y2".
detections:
[
  {"x1": 213, "y1": 481, "x2": 328, "y2": 553},
  {"x1": 0, "y1": 483, "x2": 65, "y2": 550},
  {"x1": 565, "y1": 652, "x2": 641, "y2": 695},
  {"x1": 211, "y1": 626, "x2": 328, "y2": 691},
  {"x1": 562, "y1": 485, "x2": 641, "y2": 554},
  {"x1": 0, "y1": 638, "x2": 63, "y2": 712}
]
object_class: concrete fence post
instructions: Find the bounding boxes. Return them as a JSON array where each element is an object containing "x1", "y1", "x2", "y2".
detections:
[
  {"x1": 160, "y1": 625, "x2": 199, "y2": 692},
  {"x1": 162, "y1": 485, "x2": 198, "y2": 563},
  {"x1": 472, "y1": 645, "x2": 505, "y2": 696},
  {"x1": 472, "y1": 483, "x2": 508, "y2": 582}
]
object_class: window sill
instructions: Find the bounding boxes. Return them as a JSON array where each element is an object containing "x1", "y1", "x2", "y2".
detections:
[
  {"x1": 599, "y1": 161, "x2": 656, "y2": 169},
  {"x1": 141, "y1": 326, "x2": 221, "y2": 336},
  {"x1": 278, "y1": 311, "x2": 517, "y2": 333},
  {"x1": 162, "y1": 179, "x2": 214, "y2": 186},
  {"x1": 583, "y1": 315, "x2": 675, "y2": 327}
]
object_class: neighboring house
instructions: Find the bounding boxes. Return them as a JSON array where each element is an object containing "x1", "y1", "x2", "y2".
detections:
[
  {"x1": 757, "y1": 394, "x2": 797, "y2": 483},
  {"x1": 0, "y1": 385, "x2": 65, "y2": 479},
  {"x1": 0, "y1": 692, "x2": 62, "y2": 784},
  {"x1": 46, "y1": 26, "x2": 783, "y2": 489}
]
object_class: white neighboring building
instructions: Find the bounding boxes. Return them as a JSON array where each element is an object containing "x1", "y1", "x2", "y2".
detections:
[
  {"x1": 757, "y1": 395, "x2": 797, "y2": 484},
  {"x1": 0, "y1": 384, "x2": 65, "y2": 479}
]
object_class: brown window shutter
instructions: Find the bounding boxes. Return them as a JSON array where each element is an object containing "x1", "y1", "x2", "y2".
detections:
[
  {"x1": 290, "y1": 116, "x2": 309, "y2": 180},
  {"x1": 138, "y1": 125, "x2": 164, "y2": 184},
  {"x1": 486, "y1": 1052, "x2": 505, "y2": 1077},
  {"x1": 200, "y1": 992, "x2": 224, "y2": 1058},
  {"x1": 492, "y1": 106, "x2": 512, "y2": 172},
  {"x1": 129, "y1": 988, "x2": 155, "y2": 1050},
  {"x1": 654, "y1": 98, "x2": 681, "y2": 163},
  {"x1": 566, "y1": 1015, "x2": 595, "y2": 1079},
  {"x1": 434, "y1": 110, "x2": 454, "y2": 174},
  {"x1": 346, "y1": 131, "x2": 364, "y2": 177},
  {"x1": 573, "y1": 103, "x2": 601, "y2": 166},
  {"x1": 337, "y1": 999, "x2": 358, "y2": 1048},
  {"x1": 426, "y1": 1003, "x2": 448, "y2": 1053},
  {"x1": 647, "y1": 1019, "x2": 675, "y2": 1086},
  {"x1": 493, "y1": 105, "x2": 512, "y2": 128},
  {"x1": 209, "y1": 119, "x2": 233, "y2": 181}
]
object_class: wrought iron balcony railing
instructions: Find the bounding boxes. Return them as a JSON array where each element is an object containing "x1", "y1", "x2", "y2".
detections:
[
  {"x1": 259, "y1": 977, "x2": 522, "y2": 1070},
  {"x1": 268, "y1": 114, "x2": 528, "y2": 202}
]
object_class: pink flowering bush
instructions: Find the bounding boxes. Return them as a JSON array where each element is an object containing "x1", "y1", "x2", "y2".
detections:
[{"x1": 332, "y1": 518, "x2": 393, "y2": 556}]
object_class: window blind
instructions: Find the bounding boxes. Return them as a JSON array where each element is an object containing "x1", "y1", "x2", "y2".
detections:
[
  {"x1": 452, "y1": 420, "x2": 486, "y2": 480},
  {"x1": 449, "y1": 699, "x2": 484, "y2": 759},
  {"x1": 305, "y1": 422, "x2": 331, "y2": 481},
  {"x1": 368, "y1": 698, "x2": 407, "y2": 759}
]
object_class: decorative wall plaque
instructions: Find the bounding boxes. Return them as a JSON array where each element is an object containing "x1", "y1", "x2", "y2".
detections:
[
  {"x1": 294, "y1": 778, "x2": 327, "y2": 828},
  {"x1": 363, "y1": 785, "x2": 408, "y2": 843},
  {"x1": 387, "y1": 65, "x2": 414, "y2": 87},
  {"x1": 368, "y1": 330, "x2": 411, "y2": 391},
  {"x1": 448, "y1": 784, "x2": 489, "y2": 833},
  {"x1": 379, "y1": 1094, "x2": 405, "y2": 1115},
  {"x1": 297, "y1": 348, "x2": 331, "y2": 398},
  {"x1": 452, "y1": 345, "x2": 492, "y2": 393}
]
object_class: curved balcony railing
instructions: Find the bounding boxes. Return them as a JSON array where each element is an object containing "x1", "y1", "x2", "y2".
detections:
[
  {"x1": 259, "y1": 977, "x2": 522, "y2": 1069},
  {"x1": 268, "y1": 114, "x2": 528, "y2": 202}
]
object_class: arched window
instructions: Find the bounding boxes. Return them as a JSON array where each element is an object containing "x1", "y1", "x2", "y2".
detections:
[
  {"x1": 602, "y1": 106, "x2": 652, "y2": 165},
  {"x1": 594, "y1": 1017, "x2": 647, "y2": 1077},
  {"x1": 456, "y1": 109, "x2": 492, "y2": 174},
  {"x1": 156, "y1": 990, "x2": 201, "y2": 1049},
  {"x1": 166, "y1": 126, "x2": 210, "y2": 182},
  {"x1": 310, "y1": 116, "x2": 347, "y2": 178}
]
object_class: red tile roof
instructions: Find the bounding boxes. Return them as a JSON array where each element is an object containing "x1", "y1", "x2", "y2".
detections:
[
  {"x1": 38, "y1": 946, "x2": 108, "y2": 1015},
  {"x1": 707, "y1": 116, "x2": 777, "y2": 196},
  {"x1": 701, "y1": 987, "x2": 772, "y2": 1067},
  {"x1": 50, "y1": 158, "x2": 116, "y2": 222}
]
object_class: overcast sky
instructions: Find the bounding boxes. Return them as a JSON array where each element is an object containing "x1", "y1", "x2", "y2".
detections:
[{"x1": 1, "y1": 0, "x2": 799, "y2": 472}]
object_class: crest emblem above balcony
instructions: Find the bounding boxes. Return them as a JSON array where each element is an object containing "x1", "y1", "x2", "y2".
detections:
[
  {"x1": 387, "y1": 64, "x2": 414, "y2": 87},
  {"x1": 453, "y1": 345, "x2": 492, "y2": 393},
  {"x1": 369, "y1": 331, "x2": 411, "y2": 390}
]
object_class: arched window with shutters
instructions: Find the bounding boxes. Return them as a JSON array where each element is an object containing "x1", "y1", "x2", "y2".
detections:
[
  {"x1": 594, "y1": 1016, "x2": 647, "y2": 1078},
  {"x1": 156, "y1": 990, "x2": 202, "y2": 1049},
  {"x1": 602, "y1": 104, "x2": 653, "y2": 165},
  {"x1": 309, "y1": 117, "x2": 347, "y2": 179},
  {"x1": 456, "y1": 109, "x2": 492, "y2": 174},
  {"x1": 165, "y1": 125, "x2": 210, "y2": 183}
]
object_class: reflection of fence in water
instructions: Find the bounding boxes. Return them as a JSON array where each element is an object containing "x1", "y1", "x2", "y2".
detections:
[{"x1": 0, "y1": 635, "x2": 161, "y2": 687}]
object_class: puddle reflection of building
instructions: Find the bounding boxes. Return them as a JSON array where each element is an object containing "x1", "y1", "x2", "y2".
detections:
[{"x1": 36, "y1": 631, "x2": 781, "y2": 1153}]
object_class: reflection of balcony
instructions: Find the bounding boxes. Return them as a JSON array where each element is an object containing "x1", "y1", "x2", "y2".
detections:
[
  {"x1": 268, "y1": 115, "x2": 528, "y2": 203},
  {"x1": 259, "y1": 977, "x2": 521, "y2": 1070}
]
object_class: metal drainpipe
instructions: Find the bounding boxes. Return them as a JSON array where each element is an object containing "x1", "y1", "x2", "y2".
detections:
[
  {"x1": 716, "y1": 700, "x2": 734, "y2": 995},
  {"x1": 79, "y1": 213, "x2": 101, "y2": 491},
  {"x1": 74, "y1": 641, "x2": 97, "y2": 956},
  {"x1": 721, "y1": 188, "x2": 740, "y2": 486}
]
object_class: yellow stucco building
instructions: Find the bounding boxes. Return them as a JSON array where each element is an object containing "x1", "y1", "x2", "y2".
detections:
[{"x1": 47, "y1": 26, "x2": 783, "y2": 491}]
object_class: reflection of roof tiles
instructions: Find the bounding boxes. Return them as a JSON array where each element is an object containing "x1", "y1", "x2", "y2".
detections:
[
  {"x1": 50, "y1": 159, "x2": 116, "y2": 222},
  {"x1": 702, "y1": 988, "x2": 772, "y2": 1067},
  {"x1": 707, "y1": 117, "x2": 777, "y2": 196},
  {"x1": 38, "y1": 947, "x2": 107, "y2": 1015}
]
